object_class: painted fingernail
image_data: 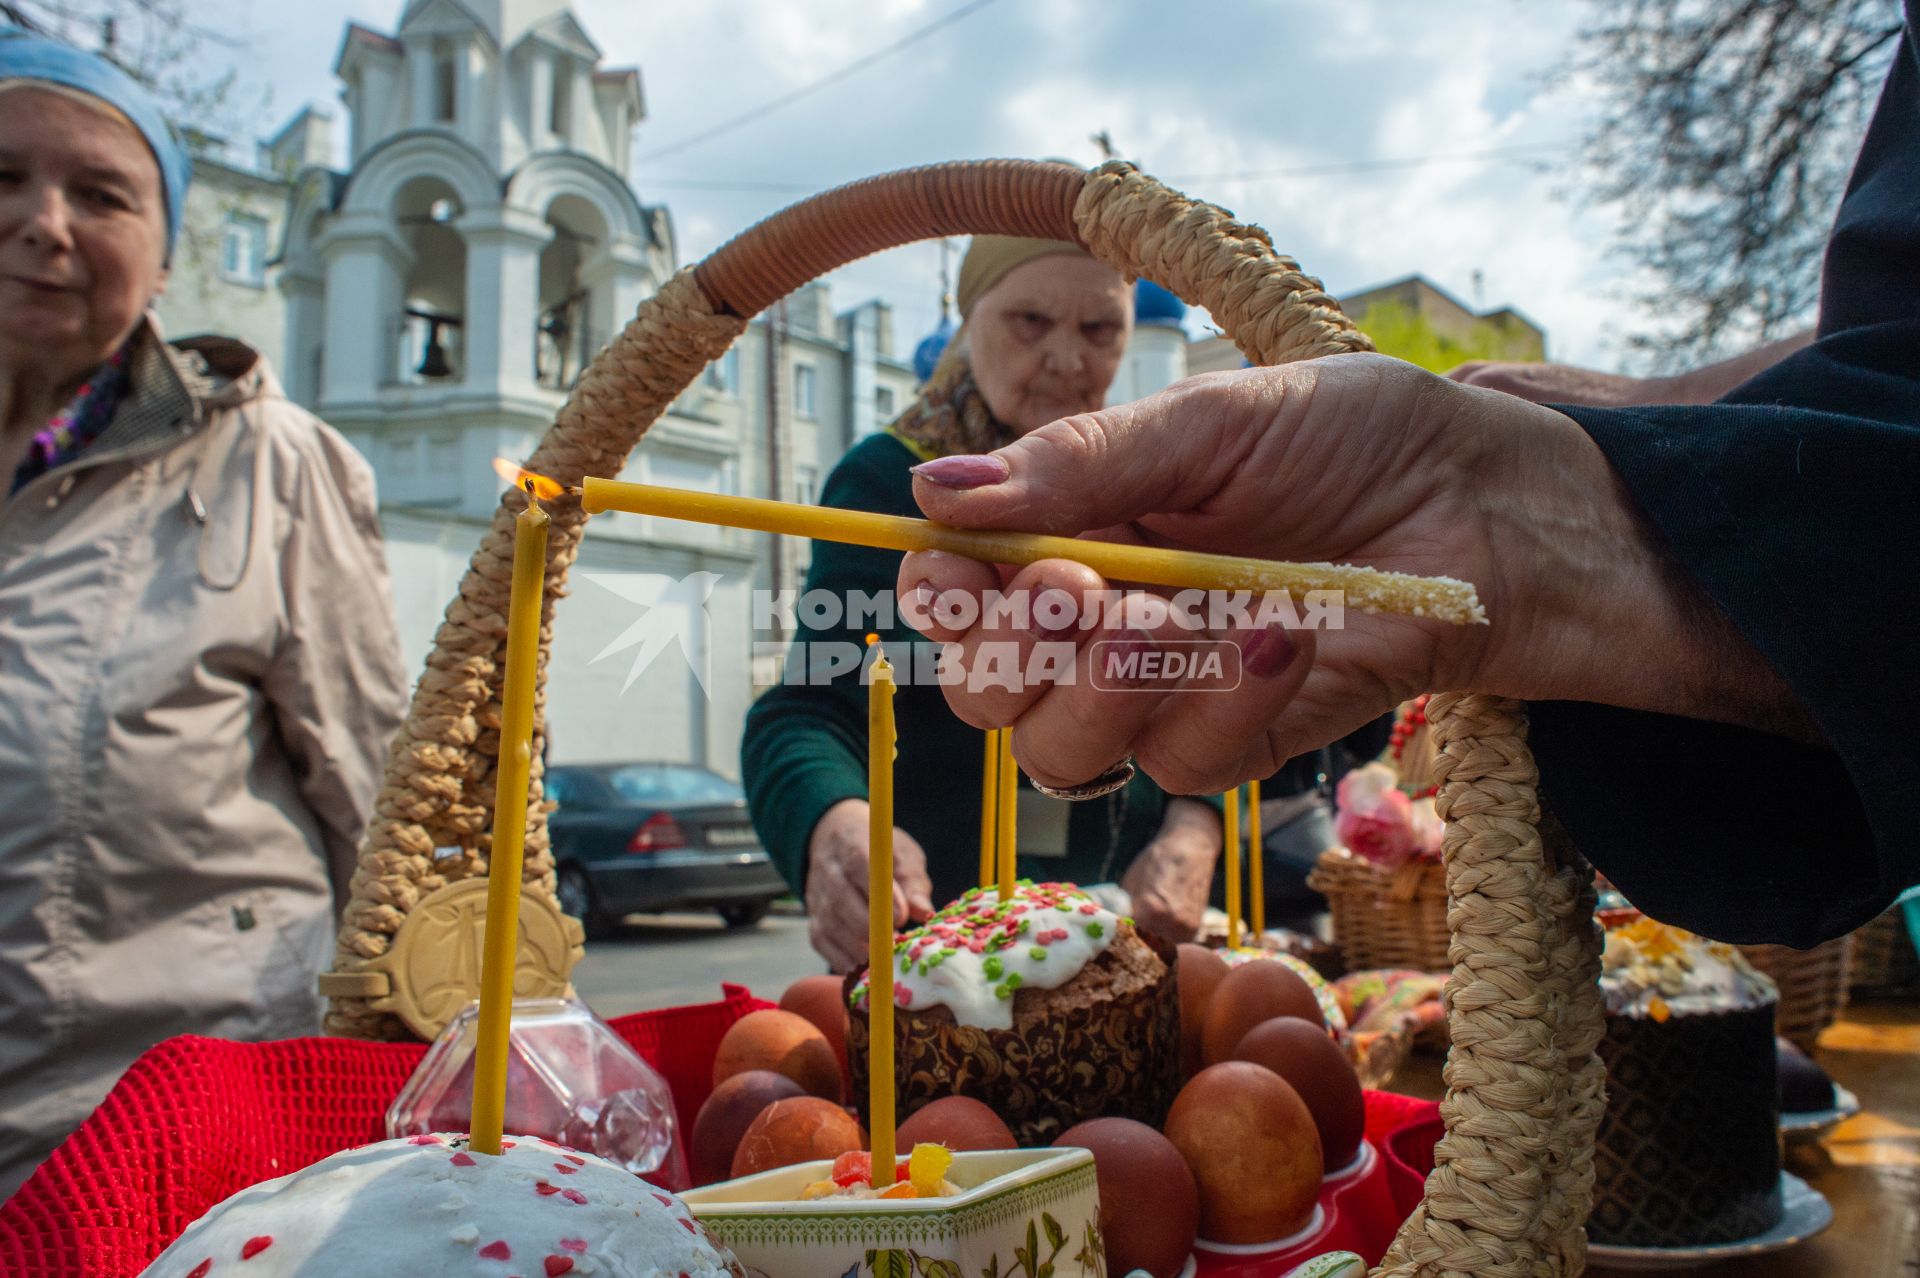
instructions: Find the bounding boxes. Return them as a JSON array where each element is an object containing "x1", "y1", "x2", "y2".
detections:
[
  {"x1": 907, "y1": 580, "x2": 936, "y2": 617},
  {"x1": 1243, "y1": 624, "x2": 1300, "y2": 678},
  {"x1": 911, "y1": 454, "x2": 1010, "y2": 489},
  {"x1": 1098, "y1": 628, "x2": 1157, "y2": 686},
  {"x1": 1026, "y1": 587, "x2": 1081, "y2": 640}
]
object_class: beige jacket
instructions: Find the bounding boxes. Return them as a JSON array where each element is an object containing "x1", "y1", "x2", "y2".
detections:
[{"x1": 0, "y1": 322, "x2": 407, "y2": 1198}]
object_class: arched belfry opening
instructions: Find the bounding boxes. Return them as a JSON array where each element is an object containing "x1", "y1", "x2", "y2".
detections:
[
  {"x1": 393, "y1": 177, "x2": 469, "y2": 384},
  {"x1": 535, "y1": 193, "x2": 606, "y2": 389}
]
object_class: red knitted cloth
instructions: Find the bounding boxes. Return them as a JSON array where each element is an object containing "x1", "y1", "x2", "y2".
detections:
[
  {"x1": 0, "y1": 985, "x2": 1440, "y2": 1278},
  {"x1": 0, "y1": 985, "x2": 770, "y2": 1278}
]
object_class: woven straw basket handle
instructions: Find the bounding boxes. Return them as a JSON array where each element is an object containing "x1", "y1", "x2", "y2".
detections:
[{"x1": 325, "y1": 159, "x2": 1604, "y2": 1278}]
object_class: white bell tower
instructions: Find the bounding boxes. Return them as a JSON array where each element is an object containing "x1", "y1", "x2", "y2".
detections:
[{"x1": 276, "y1": 0, "x2": 667, "y2": 524}]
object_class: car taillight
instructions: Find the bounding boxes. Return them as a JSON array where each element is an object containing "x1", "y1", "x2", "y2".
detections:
[{"x1": 626, "y1": 811, "x2": 686, "y2": 853}]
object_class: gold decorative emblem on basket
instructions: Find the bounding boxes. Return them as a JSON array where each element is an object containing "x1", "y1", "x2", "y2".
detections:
[{"x1": 316, "y1": 878, "x2": 583, "y2": 1040}]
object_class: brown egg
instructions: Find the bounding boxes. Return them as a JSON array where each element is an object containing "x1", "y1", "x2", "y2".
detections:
[
  {"x1": 1201, "y1": 959, "x2": 1325, "y2": 1065},
  {"x1": 779, "y1": 974, "x2": 851, "y2": 1087},
  {"x1": 897, "y1": 1096, "x2": 1018, "y2": 1152},
  {"x1": 1164, "y1": 1062, "x2": 1323, "y2": 1243},
  {"x1": 689, "y1": 1069, "x2": 807, "y2": 1185},
  {"x1": 729, "y1": 1096, "x2": 867, "y2": 1179},
  {"x1": 1230, "y1": 1017, "x2": 1366, "y2": 1170},
  {"x1": 713, "y1": 1009, "x2": 843, "y2": 1102},
  {"x1": 1055, "y1": 1118, "x2": 1199, "y2": 1277},
  {"x1": 1176, "y1": 943, "x2": 1230, "y2": 1079}
]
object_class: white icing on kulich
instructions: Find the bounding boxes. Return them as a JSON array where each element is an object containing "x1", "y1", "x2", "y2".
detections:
[
  {"x1": 852, "y1": 882, "x2": 1122, "y2": 1032},
  {"x1": 138, "y1": 1133, "x2": 740, "y2": 1278},
  {"x1": 1600, "y1": 919, "x2": 1777, "y2": 1020}
]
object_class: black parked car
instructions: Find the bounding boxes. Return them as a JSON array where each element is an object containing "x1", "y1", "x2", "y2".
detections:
[{"x1": 547, "y1": 763, "x2": 787, "y2": 935}]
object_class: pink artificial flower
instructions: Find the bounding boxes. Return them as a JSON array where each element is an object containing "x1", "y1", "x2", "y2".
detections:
[
  {"x1": 1334, "y1": 762, "x2": 1417, "y2": 868},
  {"x1": 1410, "y1": 795, "x2": 1446, "y2": 860}
]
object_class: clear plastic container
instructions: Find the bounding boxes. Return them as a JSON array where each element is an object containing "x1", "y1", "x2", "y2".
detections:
[{"x1": 386, "y1": 997, "x2": 689, "y2": 1189}]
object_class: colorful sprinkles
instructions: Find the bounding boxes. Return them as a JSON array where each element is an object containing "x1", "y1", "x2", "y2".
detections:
[{"x1": 850, "y1": 882, "x2": 1125, "y2": 1031}]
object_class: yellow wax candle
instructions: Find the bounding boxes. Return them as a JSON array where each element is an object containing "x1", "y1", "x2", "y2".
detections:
[
  {"x1": 1224, "y1": 786, "x2": 1242, "y2": 952},
  {"x1": 866, "y1": 639, "x2": 898, "y2": 1187},
  {"x1": 979, "y1": 729, "x2": 1000, "y2": 891},
  {"x1": 1249, "y1": 779, "x2": 1265, "y2": 940},
  {"x1": 996, "y1": 727, "x2": 1017, "y2": 902},
  {"x1": 577, "y1": 477, "x2": 1483, "y2": 625},
  {"x1": 471, "y1": 483, "x2": 549, "y2": 1157}
]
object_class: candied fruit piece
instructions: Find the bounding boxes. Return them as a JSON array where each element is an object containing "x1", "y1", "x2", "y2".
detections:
[{"x1": 908, "y1": 1143, "x2": 954, "y2": 1197}]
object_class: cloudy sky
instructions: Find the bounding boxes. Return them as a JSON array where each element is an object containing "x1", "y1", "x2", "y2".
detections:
[{"x1": 218, "y1": 0, "x2": 1635, "y2": 365}]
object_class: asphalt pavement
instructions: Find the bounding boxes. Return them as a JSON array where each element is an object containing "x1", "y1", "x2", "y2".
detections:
[{"x1": 569, "y1": 907, "x2": 824, "y2": 1018}]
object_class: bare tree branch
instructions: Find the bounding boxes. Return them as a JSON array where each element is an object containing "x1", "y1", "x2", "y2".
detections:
[
  {"x1": 1573, "y1": 0, "x2": 1902, "y2": 368},
  {"x1": 4, "y1": 0, "x2": 264, "y2": 147}
]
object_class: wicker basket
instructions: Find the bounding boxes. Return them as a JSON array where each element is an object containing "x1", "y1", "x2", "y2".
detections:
[
  {"x1": 1738, "y1": 935, "x2": 1852, "y2": 1050},
  {"x1": 321, "y1": 159, "x2": 1606, "y2": 1278},
  {"x1": 1850, "y1": 904, "x2": 1920, "y2": 995},
  {"x1": 1310, "y1": 849, "x2": 1452, "y2": 973}
]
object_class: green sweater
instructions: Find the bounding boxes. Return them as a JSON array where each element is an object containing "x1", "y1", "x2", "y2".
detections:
[{"x1": 742, "y1": 433, "x2": 1202, "y2": 905}]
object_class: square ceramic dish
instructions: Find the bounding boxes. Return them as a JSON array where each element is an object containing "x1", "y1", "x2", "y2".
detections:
[{"x1": 682, "y1": 1148, "x2": 1102, "y2": 1277}]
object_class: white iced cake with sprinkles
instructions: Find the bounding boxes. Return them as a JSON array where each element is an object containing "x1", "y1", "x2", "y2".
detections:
[
  {"x1": 855, "y1": 881, "x2": 1124, "y2": 1031},
  {"x1": 848, "y1": 882, "x2": 1182, "y2": 1146},
  {"x1": 139, "y1": 1133, "x2": 742, "y2": 1278}
]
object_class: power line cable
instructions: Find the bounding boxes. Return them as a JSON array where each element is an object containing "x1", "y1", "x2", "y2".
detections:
[
  {"x1": 1167, "y1": 141, "x2": 1567, "y2": 184},
  {"x1": 635, "y1": 0, "x2": 1004, "y2": 164},
  {"x1": 644, "y1": 140, "x2": 1571, "y2": 195}
]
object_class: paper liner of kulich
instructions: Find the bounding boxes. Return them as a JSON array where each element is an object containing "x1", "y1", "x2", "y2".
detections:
[
  {"x1": 1589, "y1": 1000, "x2": 1784, "y2": 1248},
  {"x1": 845, "y1": 927, "x2": 1182, "y2": 1147}
]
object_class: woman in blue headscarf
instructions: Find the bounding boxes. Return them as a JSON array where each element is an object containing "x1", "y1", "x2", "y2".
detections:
[{"x1": 0, "y1": 32, "x2": 407, "y2": 1199}]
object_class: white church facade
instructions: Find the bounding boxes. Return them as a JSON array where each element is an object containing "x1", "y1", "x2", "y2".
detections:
[
  {"x1": 152, "y1": 0, "x2": 1202, "y2": 776},
  {"x1": 155, "y1": 0, "x2": 929, "y2": 775}
]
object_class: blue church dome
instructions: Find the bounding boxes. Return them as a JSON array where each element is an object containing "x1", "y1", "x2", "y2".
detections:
[
  {"x1": 913, "y1": 313, "x2": 957, "y2": 382},
  {"x1": 1134, "y1": 279, "x2": 1188, "y2": 328}
]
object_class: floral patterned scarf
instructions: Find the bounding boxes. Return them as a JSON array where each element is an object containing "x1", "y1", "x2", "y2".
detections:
[
  {"x1": 10, "y1": 342, "x2": 133, "y2": 493},
  {"x1": 884, "y1": 338, "x2": 1016, "y2": 462}
]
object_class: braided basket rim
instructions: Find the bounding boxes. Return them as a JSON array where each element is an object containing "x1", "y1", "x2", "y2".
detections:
[{"x1": 325, "y1": 158, "x2": 1603, "y2": 1278}]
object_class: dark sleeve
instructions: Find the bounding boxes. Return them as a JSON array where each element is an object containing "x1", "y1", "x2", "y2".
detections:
[
  {"x1": 1526, "y1": 16, "x2": 1920, "y2": 947},
  {"x1": 1535, "y1": 356, "x2": 1920, "y2": 946},
  {"x1": 740, "y1": 438, "x2": 915, "y2": 896}
]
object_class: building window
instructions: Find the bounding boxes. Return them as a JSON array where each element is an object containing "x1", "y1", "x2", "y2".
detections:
[
  {"x1": 706, "y1": 348, "x2": 739, "y2": 394},
  {"x1": 794, "y1": 464, "x2": 819, "y2": 507},
  {"x1": 434, "y1": 54, "x2": 457, "y2": 123},
  {"x1": 219, "y1": 213, "x2": 268, "y2": 287},
  {"x1": 874, "y1": 385, "x2": 897, "y2": 420},
  {"x1": 793, "y1": 363, "x2": 817, "y2": 419},
  {"x1": 549, "y1": 57, "x2": 571, "y2": 138}
]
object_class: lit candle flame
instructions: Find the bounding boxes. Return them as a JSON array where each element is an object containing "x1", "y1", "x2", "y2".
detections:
[{"x1": 491, "y1": 457, "x2": 564, "y2": 502}]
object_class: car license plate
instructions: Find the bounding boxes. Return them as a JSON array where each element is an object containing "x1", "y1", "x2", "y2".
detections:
[{"x1": 707, "y1": 825, "x2": 758, "y2": 848}]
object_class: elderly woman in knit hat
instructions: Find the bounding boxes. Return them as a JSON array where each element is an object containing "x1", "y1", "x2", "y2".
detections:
[
  {"x1": 0, "y1": 33, "x2": 405, "y2": 1197},
  {"x1": 743, "y1": 233, "x2": 1224, "y2": 971}
]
